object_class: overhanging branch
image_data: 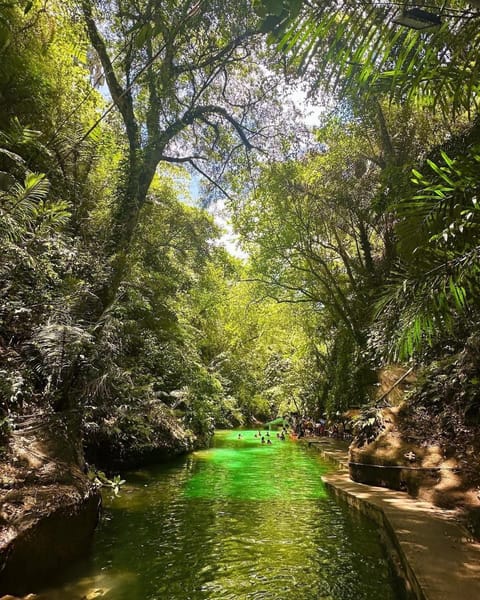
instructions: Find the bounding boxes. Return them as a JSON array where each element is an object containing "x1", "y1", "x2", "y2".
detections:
[
  {"x1": 189, "y1": 159, "x2": 234, "y2": 201},
  {"x1": 160, "y1": 154, "x2": 207, "y2": 163}
]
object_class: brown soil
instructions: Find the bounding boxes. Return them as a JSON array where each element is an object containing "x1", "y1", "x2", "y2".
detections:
[{"x1": 350, "y1": 339, "x2": 480, "y2": 537}]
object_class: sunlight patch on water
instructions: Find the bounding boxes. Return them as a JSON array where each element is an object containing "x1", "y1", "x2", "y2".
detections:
[
  {"x1": 184, "y1": 430, "x2": 329, "y2": 501},
  {"x1": 34, "y1": 429, "x2": 402, "y2": 600},
  {"x1": 36, "y1": 571, "x2": 136, "y2": 599}
]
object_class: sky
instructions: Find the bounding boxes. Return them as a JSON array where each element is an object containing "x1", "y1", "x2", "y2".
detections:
[{"x1": 199, "y1": 88, "x2": 328, "y2": 259}]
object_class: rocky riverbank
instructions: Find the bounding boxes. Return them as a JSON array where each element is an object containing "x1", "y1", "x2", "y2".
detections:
[
  {"x1": 348, "y1": 344, "x2": 480, "y2": 534},
  {"x1": 0, "y1": 413, "x2": 100, "y2": 596},
  {"x1": 83, "y1": 402, "x2": 199, "y2": 471},
  {"x1": 0, "y1": 404, "x2": 200, "y2": 597}
]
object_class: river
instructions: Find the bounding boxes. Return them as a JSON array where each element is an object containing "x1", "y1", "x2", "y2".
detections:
[{"x1": 38, "y1": 429, "x2": 403, "y2": 599}]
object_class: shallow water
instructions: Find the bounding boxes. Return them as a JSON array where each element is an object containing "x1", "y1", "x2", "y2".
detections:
[{"x1": 40, "y1": 430, "x2": 402, "y2": 599}]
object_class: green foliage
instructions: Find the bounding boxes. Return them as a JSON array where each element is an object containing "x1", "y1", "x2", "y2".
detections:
[
  {"x1": 2, "y1": 0, "x2": 480, "y2": 469},
  {"x1": 353, "y1": 407, "x2": 385, "y2": 447},
  {"x1": 0, "y1": 415, "x2": 10, "y2": 447},
  {"x1": 264, "y1": 1, "x2": 480, "y2": 118},
  {"x1": 322, "y1": 325, "x2": 373, "y2": 417},
  {"x1": 88, "y1": 468, "x2": 126, "y2": 496},
  {"x1": 253, "y1": 0, "x2": 301, "y2": 35},
  {"x1": 376, "y1": 144, "x2": 480, "y2": 359}
]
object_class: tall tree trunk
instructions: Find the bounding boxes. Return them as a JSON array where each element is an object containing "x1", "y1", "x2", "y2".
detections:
[{"x1": 97, "y1": 148, "x2": 160, "y2": 315}]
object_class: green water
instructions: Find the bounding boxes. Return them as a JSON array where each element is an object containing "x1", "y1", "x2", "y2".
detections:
[{"x1": 40, "y1": 430, "x2": 402, "y2": 600}]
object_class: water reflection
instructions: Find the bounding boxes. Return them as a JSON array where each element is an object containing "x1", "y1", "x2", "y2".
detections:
[{"x1": 37, "y1": 430, "x2": 401, "y2": 600}]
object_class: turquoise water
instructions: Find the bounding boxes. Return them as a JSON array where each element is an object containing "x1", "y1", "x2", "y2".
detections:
[{"x1": 38, "y1": 430, "x2": 402, "y2": 599}]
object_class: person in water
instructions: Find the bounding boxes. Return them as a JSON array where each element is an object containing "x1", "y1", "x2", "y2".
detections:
[
  {"x1": 238, "y1": 433, "x2": 242, "y2": 439},
  {"x1": 267, "y1": 439, "x2": 272, "y2": 445},
  {"x1": 261, "y1": 436, "x2": 265, "y2": 444}
]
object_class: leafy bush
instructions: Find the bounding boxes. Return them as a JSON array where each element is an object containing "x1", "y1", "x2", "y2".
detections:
[
  {"x1": 322, "y1": 326, "x2": 373, "y2": 416},
  {"x1": 353, "y1": 407, "x2": 385, "y2": 447}
]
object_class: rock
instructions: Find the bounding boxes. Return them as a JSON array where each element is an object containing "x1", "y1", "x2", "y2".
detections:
[
  {"x1": 0, "y1": 485, "x2": 101, "y2": 596},
  {"x1": 84, "y1": 403, "x2": 197, "y2": 470},
  {"x1": 0, "y1": 413, "x2": 102, "y2": 597}
]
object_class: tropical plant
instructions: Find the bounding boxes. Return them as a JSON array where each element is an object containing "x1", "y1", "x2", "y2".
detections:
[
  {"x1": 353, "y1": 405, "x2": 385, "y2": 447},
  {"x1": 257, "y1": 0, "x2": 480, "y2": 119},
  {"x1": 79, "y1": 0, "x2": 286, "y2": 315},
  {"x1": 88, "y1": 468, "x2": 126, "y2": 496},
  {"x1": 376, "y1": 145, "x2": 480, "y2": 358}
]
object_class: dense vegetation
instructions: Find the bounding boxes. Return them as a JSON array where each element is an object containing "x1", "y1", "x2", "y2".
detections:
[{"x1": 1, "y1": 0, "x2": 480, "y2": 474}]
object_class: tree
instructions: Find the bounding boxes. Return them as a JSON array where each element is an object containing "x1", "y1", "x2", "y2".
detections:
[
  {"x1": 252, "y1": 0, "x2": 480, "y2": 364},
  {"x1": 0, "y1": 2, "x2": 114, "y2": 416},
  {"x1": 80, "y1": 0, "x2": 275, "y2": 311},
  {"x1": 229, "y1": 95, "x2": 455, "y2": 413}
]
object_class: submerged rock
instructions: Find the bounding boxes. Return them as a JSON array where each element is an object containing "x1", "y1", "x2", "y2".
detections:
[{"x1": 84, "y1": 589, "x2": 106, "y2": 599}]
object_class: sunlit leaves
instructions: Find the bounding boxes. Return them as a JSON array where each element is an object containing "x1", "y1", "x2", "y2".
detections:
[
  {"x1": 376, "y1": 144, "x2": 480, "y2": 359},
  {"x1": 262, "y1": 0, "x2": 480, "y2": 118},
  {"x1": 0, "y1": 171, "x2": 54, "y2": 242}
]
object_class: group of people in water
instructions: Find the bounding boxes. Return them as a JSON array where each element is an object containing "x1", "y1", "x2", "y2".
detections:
[
  {"x1": 235, "y1": 415, "x2": 354, "y2": 445},
  {"x1": 237, "y1": 428, "x2": 289, "y2": 445}
]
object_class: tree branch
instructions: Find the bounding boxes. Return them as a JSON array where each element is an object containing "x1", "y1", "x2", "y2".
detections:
[
  {"x1": 81, "y1": 0, "x2": 138, "y2": 148},
  {"x1": 160, "y1": 154, "x2": 207, "y2": 163},
  {"x1": 175, "y1": 31, "x2": 256, "y2": 75},
  {"x1": 189, "y1": 159, "x2": 234, "y2": 201}
]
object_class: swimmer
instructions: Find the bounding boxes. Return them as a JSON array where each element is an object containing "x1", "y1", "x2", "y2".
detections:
[
  {"x1": 238, "y1": 433, "x2": 242, "y2": 439},
  {"x1": 261, "y1": 436, "x2": 265, "y2": 444},
  {"x1": 267, "y1": 439, "x2": 272, "y2": 445}
]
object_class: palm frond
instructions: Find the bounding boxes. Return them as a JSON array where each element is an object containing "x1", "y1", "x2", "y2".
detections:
[
  {"x1": 268, "y1": 1, "x2": 480, "y2": 117},
  {"x1": 375, "y1": 144, "x2": 480, "y2": 358},
  {"x1": 0, "y1": 172, "x2": 50, "y2": 242}
]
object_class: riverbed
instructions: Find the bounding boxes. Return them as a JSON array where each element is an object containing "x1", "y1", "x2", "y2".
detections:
[{"x1": 37, "y1": 430, "x2": 402, "y2": 599}]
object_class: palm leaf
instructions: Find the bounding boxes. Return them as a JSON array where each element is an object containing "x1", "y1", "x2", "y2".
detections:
[{"x1": 268, "y1": 1, "x2": 480, "y2": 118}]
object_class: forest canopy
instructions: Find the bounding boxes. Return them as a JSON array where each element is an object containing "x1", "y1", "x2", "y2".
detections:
[{"x1": 1, "y1": 0, "x2": 480, "y2": 459}]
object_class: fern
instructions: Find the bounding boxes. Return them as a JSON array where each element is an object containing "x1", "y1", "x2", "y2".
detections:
[{"x1": 32, "y1": 322, "x2": 93, "y2": 378}]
